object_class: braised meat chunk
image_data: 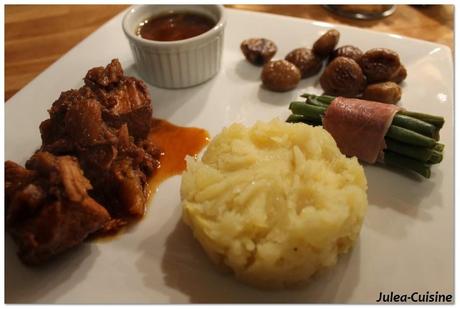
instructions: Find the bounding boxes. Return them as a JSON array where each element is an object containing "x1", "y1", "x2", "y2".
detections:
[
  {"x1": 7, "y1": 59, "x2": 161, "y2": 265},
  {"x1": 40, "y1": 94, "x2": 118, "y2": 154},
  {"x1": 39, "y1": 59, "x2": 160, "y2": 225},
  {"x1": 5, "y1": 152, "x2": 110, "y2": 265},
  {"x1": 83, "y1": 59, "x2": 153, "y2": 139}
]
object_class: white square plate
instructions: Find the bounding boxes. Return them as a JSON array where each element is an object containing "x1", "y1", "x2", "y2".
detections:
[{"x1": 5, "y1": 8, "x2": 453, "y2": 303}]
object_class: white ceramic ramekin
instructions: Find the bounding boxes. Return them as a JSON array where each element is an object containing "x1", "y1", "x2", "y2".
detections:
[{"x1": 122, "y1": 5, "x2": 226, "y2": 89}]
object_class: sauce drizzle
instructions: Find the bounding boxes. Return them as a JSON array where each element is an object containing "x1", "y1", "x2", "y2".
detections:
[
  {"x1": 93, "y1": 118, "x2": 209, "y2": 241},
  {"x1": 147, "y1": 118, "x2": 209, "y2": 196}
]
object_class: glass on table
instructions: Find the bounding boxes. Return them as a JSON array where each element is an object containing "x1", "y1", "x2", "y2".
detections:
[{"x1": 323, "y1": 5, "x2": 396, "y2": 20}]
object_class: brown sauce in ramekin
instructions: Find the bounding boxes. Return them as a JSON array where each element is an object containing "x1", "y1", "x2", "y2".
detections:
[{"x1": 137, "y1": 12, "x2": 215, "y2": 41}]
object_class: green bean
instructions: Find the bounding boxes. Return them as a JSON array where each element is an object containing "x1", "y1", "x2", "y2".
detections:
[
  {"x1": 384, "y1": 151, "x2": 431, "y2": 178},
  {"x1": 386, "y1": 125, "x2": 437, "y2": 148},
  {"x1": 385, "y1": 138, "x2": 434, "y2": 162}
]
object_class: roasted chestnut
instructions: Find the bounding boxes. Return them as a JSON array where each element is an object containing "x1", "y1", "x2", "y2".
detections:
[
  {"x1": 312, "y1": 29, "x2": 340, "y2": 58},
  {"x1": 362, "y1": 81, "x2": 402, "y2": 104},
  {"x1": 329, "y1": 45, "x2": 363, "y2": 63},
  {"x1": 389, "y1": 65, "x2": 407, "y2": 84},
  {"x1": 241, "y1": 38, "x2": 277, "y2": 66},
  {"x1": 359, "y1": 48, "x2": 401, "y2": 83},
  {"x1": 261, "y1": 60, "x2": 301, "y2": 92},
  {"x1": 285, "y1": 48, "x2": 323, "y2": 78},
  {"x1": 320, "y1": 57, "x2": 366, "y2": 97}
]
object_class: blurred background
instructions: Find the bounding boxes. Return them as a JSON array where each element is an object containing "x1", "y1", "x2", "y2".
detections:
[{"x1": 5, "y1": 5, "x2": 453, "y2": 101}]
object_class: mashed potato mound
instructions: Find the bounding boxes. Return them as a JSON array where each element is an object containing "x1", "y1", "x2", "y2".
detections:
[{"x1": 180, "y1": 119, "x2": 367, "y2": 289}]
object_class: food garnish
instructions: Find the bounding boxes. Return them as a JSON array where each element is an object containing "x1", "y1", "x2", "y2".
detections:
[
  {"x1": 329, "y1": 45, "x2": 363, "y2": 63},
  {"x1": 389, "y1": 65, "x2": 407, "y2": 84},
  {"x1": 285, "y1": 47, "x2": 323, "y2": 78},
  {"x1": 320, "y1": 56, "x2": 366, "y2": 97},
  {"x1": 287, "y1": 93, "x2": 444, "y2": 178},
  {"x1": 359, "y1": 48, "x2": 402, "y2": 83},
  {"x1": 241, "y1": 29, "x2": 407, "y2": 103},
  {"x1": 320, "y1": 45, "x2": 406, "y2": 102},
  {"x1": 241, "y1": 38, "x2": 277, "y2": 65},
  {"x1": 261, "y1": 59, "x2": 301, "y2": 91},
  {"x1": 362, "y1": 81, "x2": 402, "y2": 104},
  {"x1": 312, "y1": 29, "x2": 340, "y2": 58}
]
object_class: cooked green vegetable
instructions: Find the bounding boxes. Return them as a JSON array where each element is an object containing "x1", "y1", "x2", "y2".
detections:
[
  {"x1": 289, "y1": 101, "x2": 324, "y2": 121},
  {"x1": 385, "y1": 138, "x2": 434, "y2": 162},
  {"x1": 391, "y1": 114, "x2": 437, "y2": 139},
  {"x1": 286, "y1": 114, "x2": 322, "y2": 126},
  {"x1": 428, "y1": 150, "x2": 443, "y2": 164},
  {"x1": 398, "y1": 110, "x2": 444, "y2": 129},
  {"x1": 383, "y1": 151, "x2": 431, "y2": 178},
  {"x1": 386, "y1": 125, "x2": 437, "y2": 148},
  {"x1": 286, "y1": 93, "x2": 445, "y2": 178},
  {"x1": 434, "y1": 143, "x2": 445, "y2": 152},
  {"x1": 289, "y1": 101, "x2": 438, "y2": 148}
]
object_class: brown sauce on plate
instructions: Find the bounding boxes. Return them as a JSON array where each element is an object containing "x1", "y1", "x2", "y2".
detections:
[
  {"x1": 146, "y1": 118, "x2": 209, "y2": 194},
  {"x1": 137, "y1": 12, "x2": 216, "y2": 41},
  {"x1": 93, "y1": 118, "x2": 209, "y2": 241}
]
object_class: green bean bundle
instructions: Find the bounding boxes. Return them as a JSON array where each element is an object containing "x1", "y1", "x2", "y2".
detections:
[{"x1": 286, "y1": 93, "x2": 445, "y2": 178}]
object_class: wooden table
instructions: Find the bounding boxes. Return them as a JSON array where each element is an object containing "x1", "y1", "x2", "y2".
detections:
[{"x1": 5, "y1": 4, "x2": 453, "y2": 101}]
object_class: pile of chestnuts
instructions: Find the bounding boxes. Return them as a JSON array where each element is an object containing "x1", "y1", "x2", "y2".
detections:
[{"x1": 240, "y1": 29, "x2": 407, "y2": 104}]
